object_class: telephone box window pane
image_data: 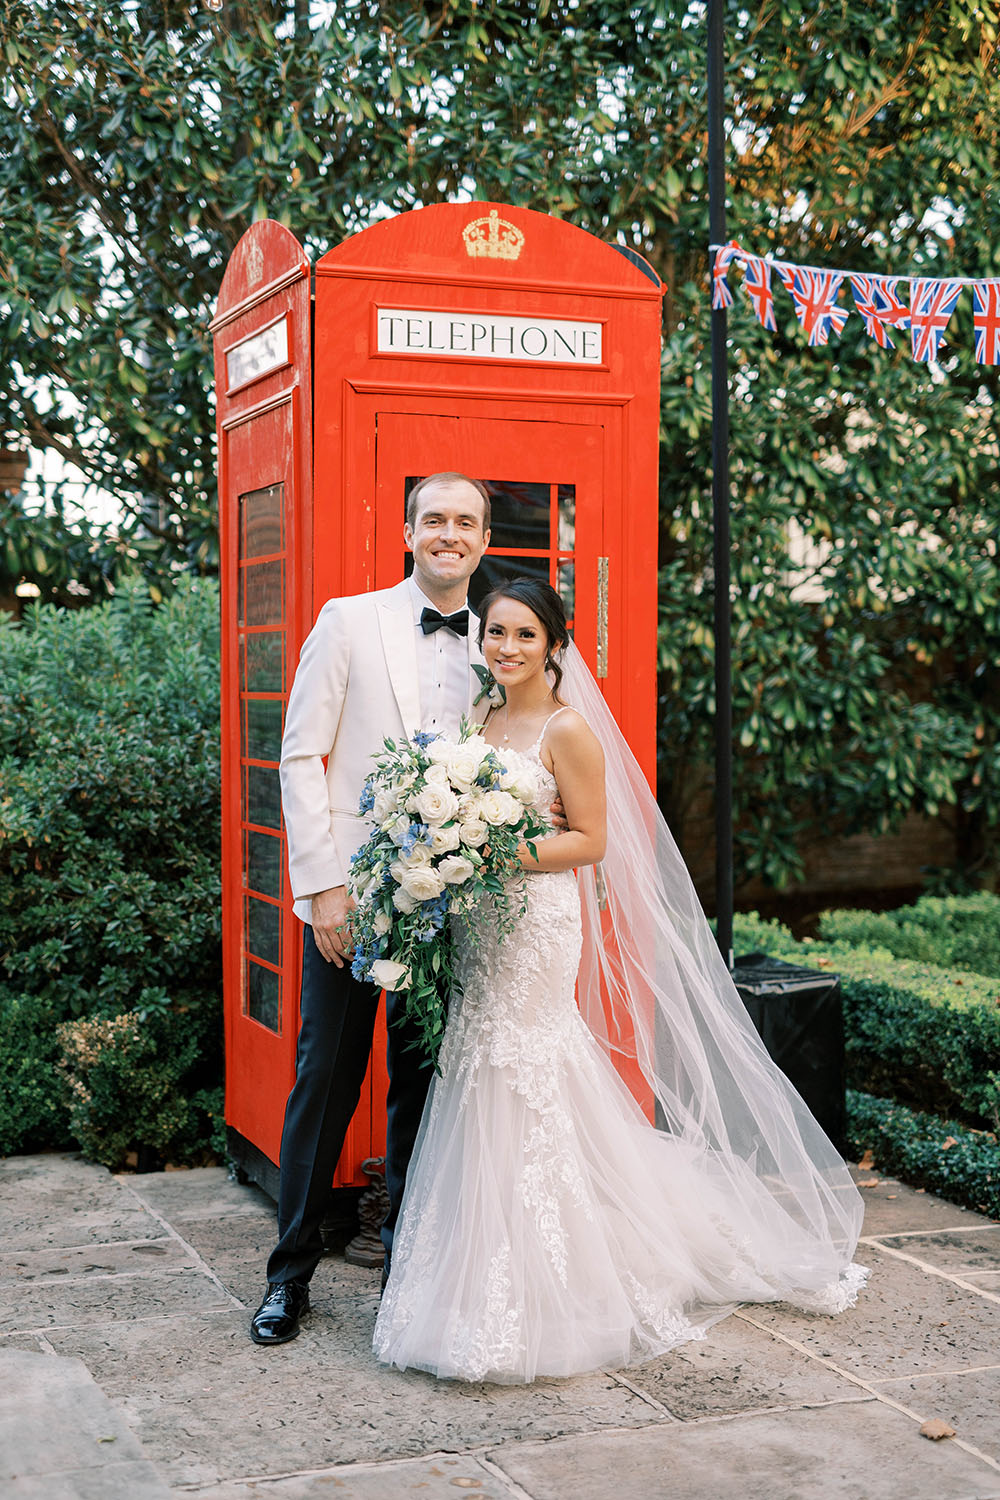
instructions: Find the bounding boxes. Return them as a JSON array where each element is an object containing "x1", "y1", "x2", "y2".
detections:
[
  {"x1": 245, "y1": 896, "x2": 281, "y2": 968},
  {"x1": 557, "y1": 484, "x2": 576, "y2": 552},
  {"x1": 483, "y1": 481, "x2": 550, "y2": 551},
  {"x1": 246, "y1": 960, "x2": 280, "y2": 1032},
  {"x1": 241, "y1": 630, "x2": 284, "y2": 694},
  {"x1": 239, "y1": 559, "x2": 284, "y2": 628},
  {"x1": 557, "y1": 560, "x2": 575, "y2": 622},
  {"x1": 245, "y1": 829, "x2": 283, "y2": 898},
  {"x1": 245, "y1": 698, "x2": 283, "y2": 762},
  {"x1": 470, "y1": 553, "x2": 550, "y2": 609},
  {"x1": 245, "y1": 764, "x2": 282, "y2": 830},
  {"x1": 241, "y1": 484, "x2": 284, "y2": 559}
]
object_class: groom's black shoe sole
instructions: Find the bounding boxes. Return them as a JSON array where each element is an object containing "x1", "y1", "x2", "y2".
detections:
[{"x1": 250, "y1": 1280, "x2": 310, "y2": 1344}]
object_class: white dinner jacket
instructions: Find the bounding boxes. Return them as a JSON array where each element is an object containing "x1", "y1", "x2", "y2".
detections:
[{"x1": 279, "y1": 580, "x2": 485, "y2": 924}]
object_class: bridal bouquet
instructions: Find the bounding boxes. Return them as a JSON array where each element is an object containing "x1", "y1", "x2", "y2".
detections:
[{"x1": 348, "y1": 725, "x2": 547, "y2": 1067}]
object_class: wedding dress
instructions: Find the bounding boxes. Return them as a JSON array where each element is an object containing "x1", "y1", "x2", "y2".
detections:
[{"x1": 374, "y1": 688, "x2": 867, "y2": 1385}]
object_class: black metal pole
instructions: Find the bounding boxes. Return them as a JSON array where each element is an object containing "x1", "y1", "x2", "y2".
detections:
[{"x1": 707, "y1": 0, "x2": 734, "y2": 968}]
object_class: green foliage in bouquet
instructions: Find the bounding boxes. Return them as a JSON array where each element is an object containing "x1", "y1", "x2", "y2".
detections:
[
  {"x1": 348, "y1": 726, "x2": 547, "y2": 1069},
  {"x1": 0, "y1": 581, "x2": 223, "y2": 1165}
]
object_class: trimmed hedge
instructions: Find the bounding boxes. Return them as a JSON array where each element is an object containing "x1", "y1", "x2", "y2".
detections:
[
  {"x1": 0, "y1": 582, "x2": 223, "y2": 1165},
  {"x1": 819, "y1": 894, "x2": 1000, "y2": 979},
  {"x1": 847, "y1": 1090, "x2": 1000, "y2": 1221},
  {"x1": 732, "y1": 915, "x2": 1000, "y2": 1133}
]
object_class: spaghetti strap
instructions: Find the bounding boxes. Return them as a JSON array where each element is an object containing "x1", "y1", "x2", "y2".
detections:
[{"x1": 530, "y1": 705, "x2": 572, "y2": 751}]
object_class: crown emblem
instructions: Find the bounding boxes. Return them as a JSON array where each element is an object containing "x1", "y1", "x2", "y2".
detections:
[{"x1": 462, "y1": 209, "x2": 525, "y2": 262}]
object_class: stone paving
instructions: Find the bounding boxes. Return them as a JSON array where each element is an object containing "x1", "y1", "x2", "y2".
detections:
[{"x1": 3, "y1": 1153, "x2": 1000, "y2": 1498}]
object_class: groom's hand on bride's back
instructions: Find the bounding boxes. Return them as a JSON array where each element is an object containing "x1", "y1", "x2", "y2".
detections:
[
  {"x1": 312, "y1": 885, "x2": 356, "y2": 967},
  {"x1": 549, "y1": 796, "x2": 569, "y2": 831}
]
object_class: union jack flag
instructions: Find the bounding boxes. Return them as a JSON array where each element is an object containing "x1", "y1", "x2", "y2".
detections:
[
  {"x1": 910, "y1": 278, "x2": 964, "y2": 362},
  {"x1": 848, "y1": 274, "x2": 910, "y2": 350},
  {"x1": 742, "y1": 255, "x2": 777, "y2": 331},
  {"x1": 712, "y1": 241, "x2": 741, "y2": 310},
  {"x1": 781, "y1": 267, "x2": 849, "y2": 346},
  {"x1": 972, "y1": 281, "x2": 1000, "y2": 365}
]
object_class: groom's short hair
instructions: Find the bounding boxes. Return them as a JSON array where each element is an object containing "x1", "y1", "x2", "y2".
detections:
[{"x1": 406, "y1": 473, "x2": 491, "y2": 533}]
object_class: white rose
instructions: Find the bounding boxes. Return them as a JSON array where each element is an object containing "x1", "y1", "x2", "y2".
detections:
[
  {"x1": 478, "y1": 789, "x2": 519, "y2": 826},
  {"x1": 372, "y1": 787, "x2": 398, "y2": 825},
  {"x1": 427, "y1": 822, "x2": 462, "y2": 854},
  {"x1": 423, "y1": 762, "x2": 450, "y2": 786},
  {"x1": 425, "y1": 738, "x2": 454, "y2": 767},
  {"x1": 370, "y1": 958, "x2": 410, "y2": 990},
  {"x1": 500, "y1": 763, "x2": 539, "y2": 804},
  {"x1": 409, "y1": 783, "x2": 460, "y2": 826},
  {"x1": 436, "y1": 854, "x2": 476, "y2": 886},
  {"x1": 387, "y1": 814, "x2": 412, "y2": 847},
  {"x1": 392, "y1": 887, "x2": 417, "y2": 913},
  {"x1": 372, "y1": 910, "x2": 392, "y2": 936},
  {"x1": 399, "y1": 864, "x2": 447, "y2": 901},
  {"x1": 459, "y1": 818, "x2": 488, "y2": 847},
  {"x1": 444, "y1": 739, "x2": 490, "y2": 792}
]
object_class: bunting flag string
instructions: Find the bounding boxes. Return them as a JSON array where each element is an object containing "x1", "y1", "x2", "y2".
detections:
[{"x1": 711, "y1": 242, "x2": 1000, "y2": 367}]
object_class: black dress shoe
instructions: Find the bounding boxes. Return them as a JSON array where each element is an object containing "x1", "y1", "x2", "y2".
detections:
[{"x1": 250, "y1": 1280, "x2": 310, "y2": 1345}]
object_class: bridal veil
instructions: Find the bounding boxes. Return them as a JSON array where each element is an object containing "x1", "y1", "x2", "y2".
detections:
[{"x1": 560, "y1": 642, "x2": 865, "y2": 1311}]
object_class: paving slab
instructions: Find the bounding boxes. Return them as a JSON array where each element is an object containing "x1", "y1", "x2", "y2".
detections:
[
  {"x1": 869, "y1": 1228, "x2": 1000, "y2": 1276},
  {"x1": 0, "y1": 1347, "x2": 170, "y2": 1497},
  {"x1": 0, "y1": 1156, "x2": 162, "y2": 1253},
  {"x1": 0, "y1": 1237, "x2": 196, "y2": 1288},
  {"x1": 44, "y1": 1307, "x2": 665, "y2": 1488},
  {"x1": 122, "y1": 1167, "x2": 276, "y2": 1224},
  {"x1": 745, "y1": 1245, "x2": 1000, "y2": 1383},
  {"x1": 854, "y1": 1171, "x2": 999, "y2": 1238},
  {"x1": 488, "y1": 1400, "x2": 1000, "y2": 1500},
  {"x1": 180, "y1": 1452, "x2": 512, "y2": 1500},
  {"x1": 1, "y1": 1265, "x2": 237, "y2": 1336},
  {"x1": 621, "y1": 1311, "x2": 870, "y2": 1419},
  {"x1": 875, "y1": 1365, "x2": 1000, "y2": 1465}
]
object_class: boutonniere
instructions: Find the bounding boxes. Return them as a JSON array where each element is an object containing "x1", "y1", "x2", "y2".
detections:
[{"x1": 472, "y1": 663, "x2": 506, "y2": 708}]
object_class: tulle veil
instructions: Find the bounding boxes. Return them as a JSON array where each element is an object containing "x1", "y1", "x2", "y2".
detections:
[{"x1": 558, "y1": 641, "x2": 865, "y2": 1310}]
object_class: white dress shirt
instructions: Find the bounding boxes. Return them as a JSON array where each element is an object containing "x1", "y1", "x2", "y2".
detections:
[{"x1": 407, "y1": 575, "x2": 472, "y2": 737}]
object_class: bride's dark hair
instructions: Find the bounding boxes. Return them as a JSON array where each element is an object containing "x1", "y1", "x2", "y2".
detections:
[{"x1": 477, "y1": 578, "x2": 571, "y2": 697}]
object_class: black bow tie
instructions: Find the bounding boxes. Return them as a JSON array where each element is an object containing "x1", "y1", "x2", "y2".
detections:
[{"x1": 420, "y1": 607, "x2": 469, "y2": 638}]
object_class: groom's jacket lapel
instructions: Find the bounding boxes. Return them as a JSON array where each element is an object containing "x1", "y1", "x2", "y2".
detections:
[{"x1": 376, "y1": 585, "x2": 421, "y2": 740}]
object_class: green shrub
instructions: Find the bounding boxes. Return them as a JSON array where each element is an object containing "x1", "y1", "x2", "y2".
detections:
[
  {"x1": 818, "y1": 894, "x2": 1000, "y2": 979},
  {"x1": 0, "y1": 582, "x2": 222, "y2": 1166},
  {"x1": 847, "y1": 1090, "x2": 1000, "y2": 1221},
  {"x1": 732, "y1": 917, "x2": 1000, "y2": 1133}
]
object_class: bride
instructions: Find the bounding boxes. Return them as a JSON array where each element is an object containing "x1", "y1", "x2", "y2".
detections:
[{"x1": 373, "y1": 578, "x2": 867, "y2": 1384}]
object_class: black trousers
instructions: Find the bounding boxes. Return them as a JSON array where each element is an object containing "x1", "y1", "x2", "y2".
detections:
[{"x1": 265, "y1": 927, "x2": 434, "y2": 1286}]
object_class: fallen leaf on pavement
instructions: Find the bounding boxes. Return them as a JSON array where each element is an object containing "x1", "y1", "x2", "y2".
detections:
[
  {"x1": 919, "y1": 1419, "x2": 955, "y2": 1441},
  {"x1": 858, "y1": 1149, "x2": 876, "y2": 1170}
]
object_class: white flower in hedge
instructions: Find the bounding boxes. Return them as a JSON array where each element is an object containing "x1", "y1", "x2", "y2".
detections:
[
  {"x1": 459, "y1": 817, "x2": 488, "y2": 847},
  {"x1": 387, "y1": 814, "x2": 412, "y2": 846},
  {"x1": 370, "y1": 958, "x2": 410, "y2": 990},
  {"x1": 427, "y1": 821, "x2": 462, "y2": 854},
  {"x1": 372, "y1": 910, "x2": 392, "y2": 937},
  {"x1": 399, "y1": 864, "x2": 446, "y2": 901},
  {"x1": 392, "y1": 886, "x2": 418, "y2": 913},
  {"x1": 436, "y1": 854, "x2": 477, "y2": 886},
  {"x1": 478, "y1": 789, "x2": 522, "y2": 826}
]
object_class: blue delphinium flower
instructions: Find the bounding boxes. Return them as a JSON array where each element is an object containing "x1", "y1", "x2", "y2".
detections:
[
  {"x1": 351, "y1": 948, "x2": 369, "y2": 981},
  {"x1": 358, "y1": 782, "x2": 376, "y2": 814},
  {"x1": 401, "y1": 822, "x2": 429, "y2": 853},
  {"x1": 412, "y1": 729, "x2": 439, "y2": 748}
]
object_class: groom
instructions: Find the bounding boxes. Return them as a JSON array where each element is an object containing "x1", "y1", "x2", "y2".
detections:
[{"x1": 250, "y1": 472, "x2": 492, "y2": 1345}]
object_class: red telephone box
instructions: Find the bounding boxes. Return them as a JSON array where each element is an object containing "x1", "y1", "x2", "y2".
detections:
[{"x1": 212, "y1": 203, "x2": 663, "y2": 1200}]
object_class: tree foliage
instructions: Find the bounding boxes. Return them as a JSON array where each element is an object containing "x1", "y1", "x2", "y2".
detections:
[{"x1": 1, "y1": 0, "x2": 998, "y2": 888}]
